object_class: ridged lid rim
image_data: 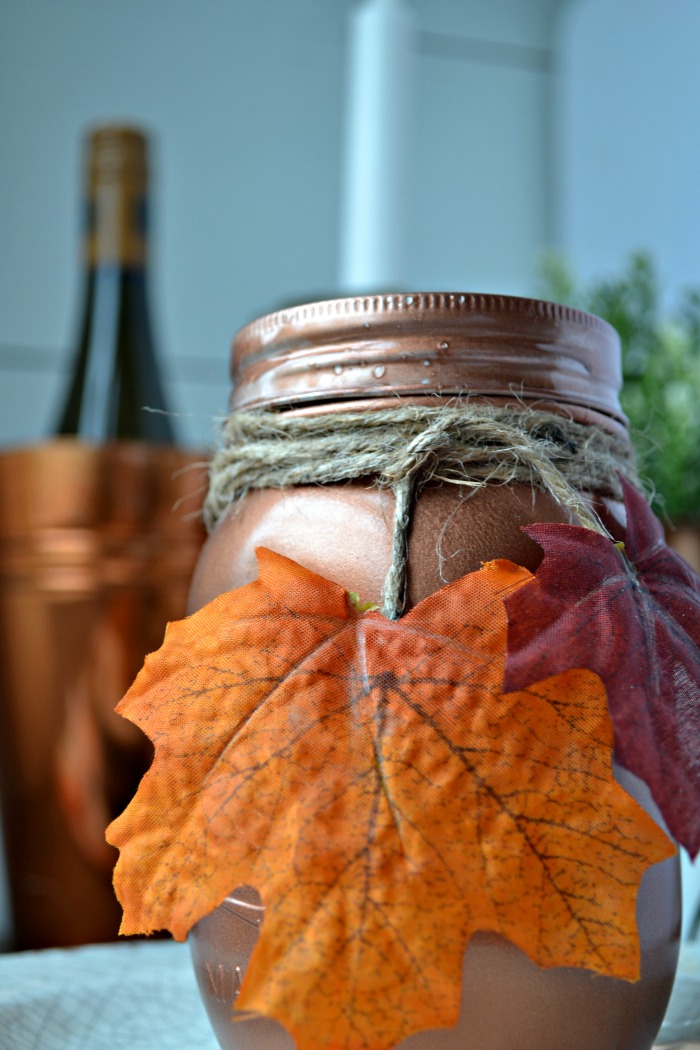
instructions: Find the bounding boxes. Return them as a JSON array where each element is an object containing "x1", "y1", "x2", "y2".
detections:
[
  {"x1": 235, "y1": 292, "x2": 613, "y2": 350},
  {"x1": 230, "y1": 292, "x2": 624, "y2": 425}
]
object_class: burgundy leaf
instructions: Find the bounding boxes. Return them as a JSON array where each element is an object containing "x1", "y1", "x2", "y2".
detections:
[{"x1": 504, "y1": 476, "x2": 700, "y2": 857}]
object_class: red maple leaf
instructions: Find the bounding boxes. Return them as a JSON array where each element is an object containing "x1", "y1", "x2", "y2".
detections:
[{"x1": 504, "y1": 476, "x2": 700, "y2": 856}]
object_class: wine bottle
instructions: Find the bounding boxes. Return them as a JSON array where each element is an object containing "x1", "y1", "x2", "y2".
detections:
[{"x1": 55, "y1": 124, "x2": 175, "y2": 443}]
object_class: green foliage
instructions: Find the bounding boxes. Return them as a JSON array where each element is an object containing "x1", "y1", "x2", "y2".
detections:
[{"x1": 539, "y1": 252, "x2": 700, "y2": 523}]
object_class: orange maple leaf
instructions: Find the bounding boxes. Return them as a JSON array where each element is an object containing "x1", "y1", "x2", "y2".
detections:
[{"x1": 107, "y1": 548, "x2": 674, "y2": 1050}]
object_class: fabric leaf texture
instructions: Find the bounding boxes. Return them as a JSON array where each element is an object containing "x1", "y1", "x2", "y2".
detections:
[
  {"x1": 504, "y1": 477, "x2": 700, "y2": 857},
  {"x1": 107, "y1": 547, "x2": 674, "y2": 1050}
]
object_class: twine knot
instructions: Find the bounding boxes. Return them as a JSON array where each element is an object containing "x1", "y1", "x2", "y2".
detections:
[{"x1": 205, "y1": 402, "x2": 639, "y2": 619}]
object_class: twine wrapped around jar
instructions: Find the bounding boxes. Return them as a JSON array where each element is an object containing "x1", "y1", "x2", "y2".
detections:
[{"x1": 206, "y1": 402, "x2": 640, "y2": 618}]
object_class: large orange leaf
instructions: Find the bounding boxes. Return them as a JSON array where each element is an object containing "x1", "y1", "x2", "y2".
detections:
[{"x1": 107, "y1": 548, "x2": 674, "y2": 1050}]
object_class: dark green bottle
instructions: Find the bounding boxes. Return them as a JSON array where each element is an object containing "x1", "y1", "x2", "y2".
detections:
[{"x1": 56, "y1": 125, "x2": 175, "y2": 443}]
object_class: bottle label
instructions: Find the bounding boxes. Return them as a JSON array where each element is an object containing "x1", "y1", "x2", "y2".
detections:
[{"x1": 85, "y1": 180, "x2": 147, "y2": 267}]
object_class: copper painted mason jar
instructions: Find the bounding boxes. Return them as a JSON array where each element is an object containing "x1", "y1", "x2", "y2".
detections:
[{"x1": 187, "y1": 293, "x2": 681, "y2": 1050}]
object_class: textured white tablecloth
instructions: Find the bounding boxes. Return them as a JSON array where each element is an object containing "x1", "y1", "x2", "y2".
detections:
[
  {"x1": 0, "y1": 939, "x2": 698, "y2": 1049},
  {"x1": 0, "y1": 940, "x2": 218, "y2": 1049},
  {"x1": 657, "y1": 943, "x2": 700, "y2": 1048}
]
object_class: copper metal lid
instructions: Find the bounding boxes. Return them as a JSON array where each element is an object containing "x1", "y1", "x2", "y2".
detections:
[{"x1": 230, "y1": 292, "x2": 625, "y2": 425}]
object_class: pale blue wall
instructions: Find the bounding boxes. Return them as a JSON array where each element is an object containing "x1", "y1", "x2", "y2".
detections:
[
  {"x1": 0, "y1": 0, "x2": 564, "y2": 450},
  {"x1": 556, "y1": 0, "x2": 700, "y2": 936},
  {"x1": 0, "y1": 0, "x2": 347, "y2": 449},
  {"x1": 557, "y1": 0, "x2": 700, "y2": 300}
]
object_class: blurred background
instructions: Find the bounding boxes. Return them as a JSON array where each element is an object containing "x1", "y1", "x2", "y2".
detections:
[
  {"x1": 1, "y1": 0, "x2": 699, "y2": 949},
  {"x1": 4, "y1": 0, "x2": 699, "y2": 451}
]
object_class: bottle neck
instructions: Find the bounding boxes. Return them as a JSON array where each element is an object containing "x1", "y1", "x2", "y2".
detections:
[
  {"x1": 55, "y1": 126, "x2": 175, "y2": 444},
  {"x1": 57, "y1": 263, "x2": 174, "y2": 443},
  {"x1": 85, "y1": 175, "x2": 148, "y2": 270}
]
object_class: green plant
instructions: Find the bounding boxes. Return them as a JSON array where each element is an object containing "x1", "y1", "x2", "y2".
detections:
[{"x1": 540, "y1": 252, "x2": 700, "y2": 523}]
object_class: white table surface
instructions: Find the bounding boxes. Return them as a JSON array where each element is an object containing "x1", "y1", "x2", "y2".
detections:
[
  {"x1": 0, "y1": 940, "x2": 218, "y2": 1050},
  {"x1": 0, "y1": 939, "x2": 698, "y2": 1050}
]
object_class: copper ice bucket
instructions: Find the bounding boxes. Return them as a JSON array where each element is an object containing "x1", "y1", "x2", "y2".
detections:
[{"x1": 0, "y1": 439, "x2": 206, "y2": 949}]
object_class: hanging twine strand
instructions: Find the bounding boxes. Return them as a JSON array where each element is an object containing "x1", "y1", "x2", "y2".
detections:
[{"x1": 205, "y1": 403, "x2": 640, "y2": 619}]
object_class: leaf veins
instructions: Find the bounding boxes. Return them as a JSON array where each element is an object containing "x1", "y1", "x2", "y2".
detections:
[
  {"x1": 108, "y1": 548, "x2": 674, "y2": 1050},
  {"x1": 504, "y1": 477, "x2": 700, "y2": 856}
]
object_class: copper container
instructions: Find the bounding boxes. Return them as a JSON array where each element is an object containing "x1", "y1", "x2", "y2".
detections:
[
  {"x1": 187, "y1": 294, "x2": 681, "y2": 1050},
  {"x1": 0, "y1": 439, "x2": 206, "y2": 949}
]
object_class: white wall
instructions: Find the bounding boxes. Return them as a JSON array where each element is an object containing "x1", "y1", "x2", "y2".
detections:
[
  {"x1": 0, "y1": 0, "x2": 348, "y2": 450},
  {"x1": 557, "y1": 0, "x2": 700, "y2": 300},
  {"x1": 557, "y1": 0, "x2": 700, "y2": 940},
  {"x1": 0, "y1": 0, "x2": 564, "y2": 451}
]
